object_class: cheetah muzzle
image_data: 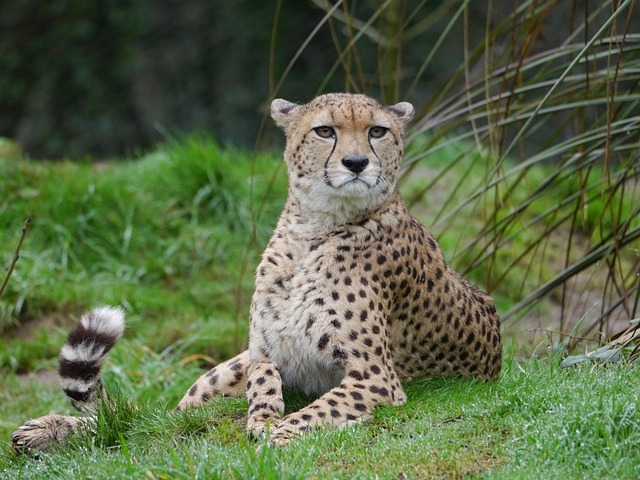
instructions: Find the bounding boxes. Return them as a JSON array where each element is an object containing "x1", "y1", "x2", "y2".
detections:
[{"x1": 12, "y1": 93, "x2": 501, "y2": 451}]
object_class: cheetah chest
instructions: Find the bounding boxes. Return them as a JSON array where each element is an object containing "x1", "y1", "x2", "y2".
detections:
[{"x1": 250, "y1": 240, "x2": 357, "y2": 396}]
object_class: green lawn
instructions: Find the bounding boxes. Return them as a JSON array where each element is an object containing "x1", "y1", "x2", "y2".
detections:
[
  {"x1": 2, "y1": 349, "x2": 639, "y2": 479},
  {"x1": 1, "y1": 137, "x2": 639, "y2": 479}
]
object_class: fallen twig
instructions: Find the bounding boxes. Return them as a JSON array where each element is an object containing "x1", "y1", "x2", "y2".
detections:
[{"x1": 0, "y1": 218, "x2": 31, "y2": 299}]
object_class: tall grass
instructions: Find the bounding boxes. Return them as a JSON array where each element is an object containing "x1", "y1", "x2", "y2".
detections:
[{"x1": 269, "y1": 0, "x2": 640, "y2": 343}]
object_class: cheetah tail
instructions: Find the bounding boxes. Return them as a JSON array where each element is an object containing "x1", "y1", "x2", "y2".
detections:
[{"x1": 58, "y1": 306, "x2": 125, "y2": 412}]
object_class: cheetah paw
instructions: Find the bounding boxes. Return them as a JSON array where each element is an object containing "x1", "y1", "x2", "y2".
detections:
[
  {"x1": 246, "y1": 418, "x2": 280, "y2": 440},
  {"x1": 393, "y1": 390, "x2": 408, "y2": 406},
  {"x1": 264, "y1": 423, "x2": 303, "y2": 447},
  {"x1": 254, "y1": 430, "x2": 293, "y2": 452},
  {"x1": 12, "y1": 414, "x2": 82, "y2": 452},
  {"x1": 267, "y1": 432, "x2": 293, "y2": 447}
]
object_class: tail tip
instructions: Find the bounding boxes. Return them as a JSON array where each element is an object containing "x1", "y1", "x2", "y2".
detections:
[{"x1": 80, "y1": 305, "x2": 126, "y2": 339}]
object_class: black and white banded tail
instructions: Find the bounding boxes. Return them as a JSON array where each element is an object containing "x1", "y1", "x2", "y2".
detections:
[{"x1": 58, "y1": 306, "x2": 125, "y2": 411}]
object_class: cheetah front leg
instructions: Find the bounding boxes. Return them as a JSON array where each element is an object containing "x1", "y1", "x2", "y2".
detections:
[
  {"x1": 245, "y1": 361, "x2": 285, "y2": 436},
  {"x1": 176, "y1": 350, "x2": 249, "y2": 410},
  {"x1": 268, "y1": 359, "x2": 405, "y2": 446}
]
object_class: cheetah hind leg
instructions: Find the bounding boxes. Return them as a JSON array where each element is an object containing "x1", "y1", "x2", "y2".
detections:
[
  {"x1": 176, "y1": 350, "x2": 250, "y2": 410},
  {"x1": 12, "y1": 414, "x2": 94, "y2": 452}
]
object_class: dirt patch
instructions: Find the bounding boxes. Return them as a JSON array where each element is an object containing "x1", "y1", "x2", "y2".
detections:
[
  {"x1": 12, "y1": 308, "x2": 81, "y2": 340},
  {"x1": 17, "y1": 369, "x2": 59, "y2": 388}
]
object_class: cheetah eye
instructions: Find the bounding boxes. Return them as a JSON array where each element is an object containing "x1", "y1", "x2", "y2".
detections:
[
  {"x1": 314, "y1": 126, "x2": 335, "y2": 139},
  {"x1": 368, "y1": 126, "x2": 388, "y2": 139}
]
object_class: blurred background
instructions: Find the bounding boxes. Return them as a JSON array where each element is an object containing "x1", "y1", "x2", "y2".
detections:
[{"x1": 5, "y1": 1, "x2": 636, "y2": 159}]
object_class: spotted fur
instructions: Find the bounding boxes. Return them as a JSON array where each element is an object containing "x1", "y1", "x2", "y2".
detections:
[
  {"x1": 12, "y1": 93, "x2": 501, "y2": 451},
  {"x1": 179, "y1": 93, "x2": 501, "y2": 445}
]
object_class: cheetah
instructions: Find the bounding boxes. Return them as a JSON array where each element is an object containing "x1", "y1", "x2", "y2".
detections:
[{"x1": 12, "y1": 93, "x2": 501, "y2": 451}]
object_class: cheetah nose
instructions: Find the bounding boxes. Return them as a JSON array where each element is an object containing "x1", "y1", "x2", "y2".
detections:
[{"x1": 342, "y1": 155, "x2": 369, "y2": 174}]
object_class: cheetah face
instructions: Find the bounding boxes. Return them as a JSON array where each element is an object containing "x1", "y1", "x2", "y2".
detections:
[{"x1": 271, "y1": 94, "x2": 413, "y2": 214}]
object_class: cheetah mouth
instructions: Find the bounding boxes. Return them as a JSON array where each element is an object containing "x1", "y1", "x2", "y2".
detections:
[
  {"x1": 346, "y1": 176, "x2": 369, "y2": 186},
  {"x1": 325, "y1": 173, "x2": 378, "y2": 190}
]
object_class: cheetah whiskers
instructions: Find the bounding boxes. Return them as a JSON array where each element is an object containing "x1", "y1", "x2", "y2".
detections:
[{"x1": 374, "y1": 173, "x2": 394, "y2": 194}]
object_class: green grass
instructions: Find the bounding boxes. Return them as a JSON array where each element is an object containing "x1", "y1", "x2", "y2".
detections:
[
  {"x1": 0, "y1": 136, "x2": 287, "y2": 367},
  {"x1": 1, "y1": 346, "x2": 639, "y2": 479},
  {"x1": 1, "y1": 136, "x2": 639, "y2": 478}
]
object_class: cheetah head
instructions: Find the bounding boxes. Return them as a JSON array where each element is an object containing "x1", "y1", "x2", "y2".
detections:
[{"x1": 271, "y1": 93, "x2": 413, "y2": 218}]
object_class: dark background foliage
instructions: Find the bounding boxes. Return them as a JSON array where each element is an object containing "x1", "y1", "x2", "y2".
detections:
[
  {"x1": 1, "y1": 1, "x2": 355, "y2": 158},
  {"x1": 1, "y1": 0, "x2": 610, "y2": 159}
]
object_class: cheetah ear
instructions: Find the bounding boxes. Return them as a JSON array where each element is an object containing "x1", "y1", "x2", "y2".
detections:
[
  {"x1": 387, "y1": 102, "x2": 414, "y2": 128},
  {"x1": 271, "y1": 99, "x2": 300, "y2": 129}
]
